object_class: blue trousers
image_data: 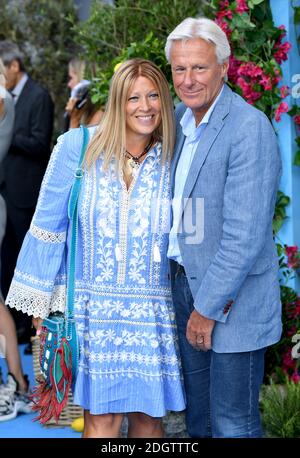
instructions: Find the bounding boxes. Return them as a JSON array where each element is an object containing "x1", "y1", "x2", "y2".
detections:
[{"x1": 170, "y1": 261, "x2": 266, "y2": 438}]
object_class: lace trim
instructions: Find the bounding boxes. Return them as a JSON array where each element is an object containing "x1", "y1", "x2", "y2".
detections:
[
  {"x1": 6, "y1": 280, "x2": 66, "y2": 319},
  {"x1": 30, "y1": 223, "x2": 66, "y2": 244}
]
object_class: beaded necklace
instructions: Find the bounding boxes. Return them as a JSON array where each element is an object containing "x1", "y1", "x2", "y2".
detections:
[{"x1": 124, "y1": 138, "x2": 153, "y2": 177}]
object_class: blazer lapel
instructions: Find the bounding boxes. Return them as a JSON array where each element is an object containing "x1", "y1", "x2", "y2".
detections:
[
  {"x1": 181, "y1": 85, "x2": 232, "y2": 208},
  {"x1": 15, "y1": 78, "x2": 32, "y2": 110}
]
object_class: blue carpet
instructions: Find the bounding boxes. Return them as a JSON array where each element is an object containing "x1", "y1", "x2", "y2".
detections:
[{"x1": 0, "y1": 345, "x2": 81, "y2": 438}]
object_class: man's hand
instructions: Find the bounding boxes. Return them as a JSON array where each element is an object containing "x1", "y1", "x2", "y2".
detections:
[{"x1": 186, "y1": 309, "x2": 215, "y2": 351}]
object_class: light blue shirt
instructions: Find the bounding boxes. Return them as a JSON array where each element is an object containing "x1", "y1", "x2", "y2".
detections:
[
  {"x1": 167, "y1": 86, "x2": 224, "y2": 264},
  {"x1": 11, "y1": 73, "x2": 28, "y2": 105}
]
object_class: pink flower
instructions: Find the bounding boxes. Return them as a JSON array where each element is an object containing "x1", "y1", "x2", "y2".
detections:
[
  {"x1": 291, "y1": 372, "x2": 300, "y2": 383},
  {"x1": 216, "y1": 9, "x2": 233, "y2": 21},
  {"x1": 283, "y1": 350, "x2": 295, "y2": 369},
  {"x1": 294, "y1": 115, "x2": 300, "y2": 126},
  {"x1": 275, "y1": 102, "x2": 289, "y2": 122},
  {"x1": 286, "y1": 246, "x2": 299, "y2": 256},
  {"x1": 228, "y1": 55, "x2": 242, "y2": 84},
  {"x1": 274, "y1": 41, "x2": 292, "y2": 64},
  {"x1": 294, "y1": 302, "x2": 300, "y2": 316},
  {"x1": 236, "y1": 77, "x2": 261, "y2": 104},
  {"x1": 285, "y1": 245, "x2": 300, "y2": 269},
  {"x1": 215, "y1": 17, "x2": 232, "y2": 38},
  {"x1": 278, "y1": 25, "x2": 286, "y2": 38},
  {"x1": 280, "y1": 85, "x2": 289, "y2": 98},
  {"x1": 287, "y1": 325, "x2": 297, "y2": 337},
  {"x1": 260, "y1": 74, "x2": 272, "y2": 91},
  {"x1": 237, "y1": 62, "x2": 263, "y2": 78},
  {"x1": 236, "y1": 0, "x2": 249, "y2": 14},
  {"x1": 236, "y1": 62, "x2": 274, "y2": 99},
  {"x1": 272, "y1": 69, "x2": 282, "y2": 85},
  {"x1": 219, "y1": 0, "x2": 229, "y2": 9}
]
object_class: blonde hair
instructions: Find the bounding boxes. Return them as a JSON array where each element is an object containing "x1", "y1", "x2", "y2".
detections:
[
  {"x1": 0, "y1": 57, "x2": 5, "y2": 75},
  {"x1": 85, "y1": 58, "x2": 175, "y2": 169},
  {"x1": 69, "y1": 58, "x2": 86, "y2": 82}
]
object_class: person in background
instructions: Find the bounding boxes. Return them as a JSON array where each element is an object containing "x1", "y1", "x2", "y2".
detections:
[
  {"x1": 0, "y1": 41, "x2": 54, "y2": 349},
  {"x1": 68, "y1": 58, "x2": 87, "y2": 94},
  {"x1": 66, "y1": 80, "x2": 103, "y2": 129},
  {"x1": 0, "y1": 57, "x2": 32, "y2": 422},
  {"x1": 166, "y1": 17, "x2": 282, "y2": 438},
  {"x1": 6, "y1": 59, "x2": 186, "y2": 437},
  {"x1": 64, "y1": 58, "x2": 94, "y2": 130}
]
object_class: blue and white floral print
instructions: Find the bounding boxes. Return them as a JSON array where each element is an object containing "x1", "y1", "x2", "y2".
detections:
[{"x1": 6, "y1": 127, "x2": 185, "y2": 416}]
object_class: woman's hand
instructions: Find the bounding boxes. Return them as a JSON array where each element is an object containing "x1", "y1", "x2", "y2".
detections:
[
  {"x1": 32, "y1": 317, "x2": 43, "y2": 333},
  {"x1": 0, "y1": 98, "x2": 4, "y2": 118},
  {"x1": 65, "y1": 97, "x2": 76, "y2": 115}
]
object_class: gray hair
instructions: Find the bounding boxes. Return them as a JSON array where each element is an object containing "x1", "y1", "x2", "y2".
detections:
[
  {"x1": 165, "y1": 17, "x2": 231, "y2": 64},
  {"x1": 0, "y1": 40, "x2": 25, "y2": 71}
]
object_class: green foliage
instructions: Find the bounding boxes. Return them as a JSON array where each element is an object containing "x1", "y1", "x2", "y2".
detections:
[
  {"x1": 90, "y1": 32, "x2": 176, "y2": 108},
  {"x1": 72, "y1": 0, "x2": 202, "y2": 66},
  {"x1": 294, "y1": 137, "x2": 300, "y2": 166},
  {"x1": 273, "y1": 191, "x2": 290, "y2": 234},
  {"x1": 288, "y1": 105, "x2": 300, "y2": 165},
  {"x1": 264, "y1": 243, "x2": 300, "y2": 383},
  {"x1": 0, "y1": 0, "x2": 78, "y2": 133},
  {"x1": 211, "y1": 1, "x2": 284, "y2": 119},
  {"x1": 294, "y1": 6, "x2": 300, "y2": 24},
  {"x1": 72, "y1": 0, "x2": 205, "y2": 106},
  {"x1": 260, "y1": 381, "x2": 300, "y2": 437}
]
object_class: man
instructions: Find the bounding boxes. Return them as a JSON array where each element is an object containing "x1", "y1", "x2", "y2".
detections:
[
  {"x1": 0, "y1": 41, "x2": 54, "y2": 345},
  {"x1": 166, "y1": 18, "x2": 282, "y2": 438},
  {"x1": 0, "y1": 59, "x2": 32, "y2": 422}
]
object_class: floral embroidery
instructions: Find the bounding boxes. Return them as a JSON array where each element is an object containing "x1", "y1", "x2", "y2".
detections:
[{"x1": 5, "y1": 131, "x2": 185, "y2": 415}]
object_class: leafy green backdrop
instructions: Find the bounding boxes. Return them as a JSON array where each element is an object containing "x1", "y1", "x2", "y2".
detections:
[{"x1": 0, "y1": 0, "x2": 78, "y2": 134}]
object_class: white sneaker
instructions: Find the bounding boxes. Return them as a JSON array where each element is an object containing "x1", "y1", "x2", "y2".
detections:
[{"x1": 0, "y1": 373, "x2": 32, "y2": 422}]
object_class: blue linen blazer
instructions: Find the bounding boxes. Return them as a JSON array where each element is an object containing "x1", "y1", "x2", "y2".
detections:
[{"x1": 171, "y1": 84, "x2": 282, "y2": 352}]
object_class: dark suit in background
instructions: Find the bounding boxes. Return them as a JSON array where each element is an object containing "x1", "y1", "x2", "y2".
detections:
[{"x1": 1, "y1": 77, "x2": 54, "y2": 340}]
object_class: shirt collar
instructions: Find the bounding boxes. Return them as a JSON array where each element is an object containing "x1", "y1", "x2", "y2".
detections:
[
  {"x1": 11, "y1": 73, "x2": 28, "y2": 99},
  {"x1": 180, "y1": 84, "x2": 224, "y2": 139}
]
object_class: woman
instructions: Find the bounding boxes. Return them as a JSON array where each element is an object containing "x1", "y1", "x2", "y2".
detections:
[
  {"x1": 67, "y1": 58, "x2": 87, "y2": 94},
  {"x1": 66, "y1": 80, "x2": 103, "y2": 129},
  {"x1": 64, "y1": 58, "x2": 103, "y2": 130},
  {"x1": 6, "y1": 59, "x2": 185, "y2": 437},
  {"x1": 0, "y1": 58, "x2": 31, "y2": 421}
]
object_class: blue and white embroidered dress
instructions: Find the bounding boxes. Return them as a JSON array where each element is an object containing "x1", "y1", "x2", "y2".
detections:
[{"x1": 6, "y1": 127, "x2": 186, "y2": 416}]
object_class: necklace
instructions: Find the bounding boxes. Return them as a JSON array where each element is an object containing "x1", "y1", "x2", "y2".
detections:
[{"x1": 124, "y1": 138, "x2": 153, "y2": 177}]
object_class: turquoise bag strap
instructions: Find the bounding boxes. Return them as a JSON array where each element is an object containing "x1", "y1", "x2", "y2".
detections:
[{"x1": 65, "y1": 125, "x2": 89, "y2": 338}]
